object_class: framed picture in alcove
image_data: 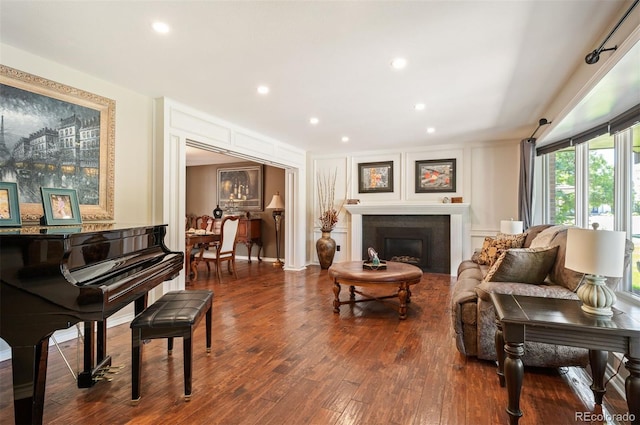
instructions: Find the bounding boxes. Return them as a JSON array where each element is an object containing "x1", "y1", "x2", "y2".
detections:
[
  {"x1": 415, "y1": 159, "x2": 456, "y2": 193},
  {"x1": 217, "y1": 165, "x2": 264, "y2": 211},
  {"x1": 358, "y1": 161, "x2": 394, "y2": 193}
]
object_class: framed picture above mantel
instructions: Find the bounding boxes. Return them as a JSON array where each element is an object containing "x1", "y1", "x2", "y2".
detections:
[
  {"x1": 415, "y1": 159, "x2": 456, "y2": 193},
  {"x1": 0, "y1": 65, "x2": 115, "y2": 222},
  {"x1": 358, "y1": 161, "x2": 394, "y2": 193}
]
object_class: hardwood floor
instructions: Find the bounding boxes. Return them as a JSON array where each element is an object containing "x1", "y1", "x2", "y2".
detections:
[{"x1": 0, "y1": 261, "x2": 631, "y2": 424}]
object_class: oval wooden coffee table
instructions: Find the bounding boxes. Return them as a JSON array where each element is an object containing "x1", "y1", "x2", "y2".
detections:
[{"x1": 328, "y1": 261, "x2": 423, "y2": 320}]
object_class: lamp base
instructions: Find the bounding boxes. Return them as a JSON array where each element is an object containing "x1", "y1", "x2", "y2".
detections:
[
  {"x1": 273, "y1": 260, "x2": 284, "y2": 268},
  {"x1": 576, "y1": 274, "x2": 616, "y2": 317}
]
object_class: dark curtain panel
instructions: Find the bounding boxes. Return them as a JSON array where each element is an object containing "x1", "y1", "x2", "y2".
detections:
[{"x1": 518, "y1": 138, "x2": 536, "y2": 230}]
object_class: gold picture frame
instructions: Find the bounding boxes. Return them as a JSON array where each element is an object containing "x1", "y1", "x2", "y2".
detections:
[{"x1": 0, "y1": 65, "x2": 115, "y2": 222}]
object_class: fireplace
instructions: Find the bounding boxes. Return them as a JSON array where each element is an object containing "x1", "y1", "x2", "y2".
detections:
[
  {"x1": 344, "y1": 203, "x2": 470, "y2": 276},
  {"x1": 362, "y1": 215, "x2": 450, "y2": 273}
]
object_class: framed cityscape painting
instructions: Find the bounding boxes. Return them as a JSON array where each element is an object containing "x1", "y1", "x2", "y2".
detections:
[
  {"x1": 0, "y1": 65, "x2": 115, "y2": 222},
  {"x1": 358, "y1": 161, "x2": 394, "y2": 193},
  {"x1": 415, "y1": 158, "x2": 456, "y2": 193}
]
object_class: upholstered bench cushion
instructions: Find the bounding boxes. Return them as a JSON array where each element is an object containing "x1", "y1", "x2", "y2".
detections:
[
  {"x1": 131, "y1": 290, "x2": 213, "y2": 329},
  {"x1": 130, "y1": 289, "x2": 213, "y2": 403}
]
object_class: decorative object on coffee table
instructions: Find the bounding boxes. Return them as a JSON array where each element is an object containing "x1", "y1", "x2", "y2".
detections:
[
  {"x1": 565, "y1": 225, "x2": 626, "y2": 317},
  {"x1": 363, "y1": 247, "x2": 386, "y2": 270}
]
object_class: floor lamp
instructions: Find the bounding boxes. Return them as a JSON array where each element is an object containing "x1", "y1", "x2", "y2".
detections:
[{"x1": 266, "y1": 192, "x2": 285, "y2": 268}]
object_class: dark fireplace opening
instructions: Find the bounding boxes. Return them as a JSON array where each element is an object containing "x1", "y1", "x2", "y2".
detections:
[{"x1": 362, "y1": 215, "x2": 450, "y2": 273}]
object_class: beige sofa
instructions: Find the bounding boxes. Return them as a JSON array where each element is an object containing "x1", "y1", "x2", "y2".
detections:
[{"x1": 451, "y1": 224, "x2": 634, "y2": 368}]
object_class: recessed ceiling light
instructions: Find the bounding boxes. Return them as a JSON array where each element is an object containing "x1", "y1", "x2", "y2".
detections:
[
  {"x1": 341, "y1": 136, "x2": 349, "y2": 143},
  {"x1": 257, "y1": 85, "x2": 270, "y2": 95},
  {"x1": 309, "y1": 117, "x2": 319, "y2": 125},
  {"x1": 391, "y1": 57, "x2": 407, "y2": 69},
  {"x1": 427, "y1": 127, "x2": 436, "y2": 134},
  {"x1": 152, "y1": 21, "x2": 170, "y2": 34},
  {"x1": 414, "y1": 103, "x2": 426, "y2": 111}
]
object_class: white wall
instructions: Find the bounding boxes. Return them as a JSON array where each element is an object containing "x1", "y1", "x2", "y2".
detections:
[{"x1": 309, "y1": 140, "x2": 521, "y2": 264}]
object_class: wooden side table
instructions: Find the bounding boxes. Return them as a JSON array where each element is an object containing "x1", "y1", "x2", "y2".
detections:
[{"x1": 491, "y1": 293, "x2": 640, "y2": 425}]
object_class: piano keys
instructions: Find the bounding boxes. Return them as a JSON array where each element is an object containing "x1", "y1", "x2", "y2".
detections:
[{"x1": 0, "y1": 223, "x2": 184, "y2": 425}]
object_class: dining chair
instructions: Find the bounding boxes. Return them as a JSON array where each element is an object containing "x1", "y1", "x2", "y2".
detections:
[
  {"x1": 189, "y1": 215, "x2": 216, "y2": 274},
  {"x1": 185, "y1": 214, "x2": 198, "y2": 231},
  {"x1": 197, "y1": 216, "x2": 240, "y2": 281},
  {"x1": 196, "y1": 215, "x2": 215, "y2": 231}
]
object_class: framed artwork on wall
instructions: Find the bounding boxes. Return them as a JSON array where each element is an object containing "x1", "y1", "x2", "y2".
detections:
[
  {"x1": 358, "y1": 161, "x2": 394, "y2": 193},
  {"x1": 415, "y1": 158, "x2": 456, "y2": 193},
  {"x1": 0, "y1": 181, "x2": 22, "y2": 227},
  {"x1": 40, "y1": 187, "x2": 82, "y2": 226},
  {"x1": 0, "y1": 65, "x2": 115, "y2": 222},
  {"x1": 217, "y1": 165, "x2": 264, "y2": 211}
]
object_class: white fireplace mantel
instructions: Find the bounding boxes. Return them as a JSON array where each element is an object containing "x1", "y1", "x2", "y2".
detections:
[{"x1": 344, "y1": 203, "x2": 471, "y2": 275}]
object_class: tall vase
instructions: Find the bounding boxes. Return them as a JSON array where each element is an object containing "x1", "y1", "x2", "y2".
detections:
[{"x1": 316, "y1": 231, "x2": 336, "y2": 269}]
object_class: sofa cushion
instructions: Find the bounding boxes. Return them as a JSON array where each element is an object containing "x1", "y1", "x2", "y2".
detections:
[
  {"x1": 523, "y1": 224, "x2": 553, "y2": 247},
  {"x1": 529, "y1": 224, "x2": 571, "y2": 248},
  {"x1": 546, "y1": 229, "x2": 584, "y2": 291},
  {"x1": 483, "y1": 246, "x2": 558, "y2": 285},
  {"x1": 476, "y1": 233, "x2": 527, "y2": 266}
]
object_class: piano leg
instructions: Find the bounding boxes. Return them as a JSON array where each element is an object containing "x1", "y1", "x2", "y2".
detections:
[
  {"x1": 78, "y1": 322, "x2": 95, "y2": 388},
  {"x1": 97, "y1": 320, "x2": 106, "y2": 368},
  {"x1": 11, "y1": 339, "x2": 50, "y2": 425},
  {"x1": 77, "y1": 296, "x2": 149, "y2": 388},
  {"x1": 77, "y1": 321, "x2": 111, "y2": 388}
]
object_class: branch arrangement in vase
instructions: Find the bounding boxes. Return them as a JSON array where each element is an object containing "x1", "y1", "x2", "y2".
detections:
[{"x1": 317, "y1": 169, "x2": 346, "y2": 232}]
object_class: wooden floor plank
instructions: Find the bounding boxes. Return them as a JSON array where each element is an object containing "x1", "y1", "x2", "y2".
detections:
[{"x1": 0, "y1": 262, "x2": 631, "y2": 424}]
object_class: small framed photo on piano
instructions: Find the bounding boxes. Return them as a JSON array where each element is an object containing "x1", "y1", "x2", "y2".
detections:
[
  {"x1": 41, "y1": 187, "x2": 83, "y2": 226},
  {"x1": 0, "y1": 182, "x2": 22, "y2": 227}
]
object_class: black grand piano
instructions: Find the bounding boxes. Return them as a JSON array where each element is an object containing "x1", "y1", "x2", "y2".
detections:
[{"x1": 0, "y1": 223, "x2": 184, "y2": 425}]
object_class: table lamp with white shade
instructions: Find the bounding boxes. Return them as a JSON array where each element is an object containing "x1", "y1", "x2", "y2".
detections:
[
  {"x1": 266, "y1": 192, "x2": 285, "y2": 268},
  {"x1": 565, "y1": 226, "x2": 626, "y2": 317},
  {"x1": 500, "y1": 219, "x2": 524, "y2": 235}
]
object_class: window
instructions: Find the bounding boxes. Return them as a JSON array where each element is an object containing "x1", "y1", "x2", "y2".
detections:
[
  {"x1": 588, "y1": 135, "x2": 614, "y2": 230},
  {"x1": 547, "y1": 148, "x2": 576, "y2": 225},
  {"x1": 542, "y1": 122, "x2": 639, "y2": 299},
  {"x1": 631, "y1": 124, "x2": 640, "y2": 296}
]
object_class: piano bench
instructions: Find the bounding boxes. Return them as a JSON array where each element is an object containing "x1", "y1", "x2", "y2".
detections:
[{"x1": 130, "y1": 289, "x2": 213, "y2": 404}]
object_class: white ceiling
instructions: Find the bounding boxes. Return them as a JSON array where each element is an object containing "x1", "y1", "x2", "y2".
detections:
[{"x1": 1, "y1": 1, "x2": 639, "y2": 160}]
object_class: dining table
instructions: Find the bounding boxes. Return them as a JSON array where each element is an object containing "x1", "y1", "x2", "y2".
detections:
[{"x1": 185, "y1": 231, "x2": 219, "y2": 282}]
